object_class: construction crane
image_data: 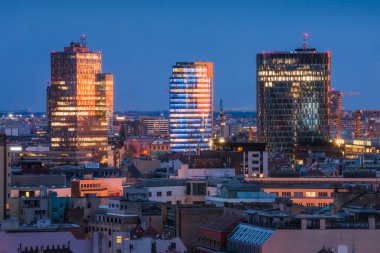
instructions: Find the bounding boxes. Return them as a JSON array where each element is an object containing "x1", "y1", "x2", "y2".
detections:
[
  {"x1": 220, "y1": 107, "x2": 256, "y2": 112},
  {"x1": 330, "y1": 90, "x2": 360, "y2": 139}
]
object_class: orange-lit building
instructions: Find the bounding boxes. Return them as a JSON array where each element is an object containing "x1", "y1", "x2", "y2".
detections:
[
  {"x1": 96, "y1": 73, "x2": 114, "y2": 136},
  {"x1": 47, "y1": 36, "x2": 113, "y2": 163},
  {"x1": 71, "y1": 179, "x2": 108, "y2": 197},
  {"x1": 262, "y1": 186, "x2": 334, "y2": 207},
  {"x1": 71, "y1": 177, "x2": 125, "y2": 197}
]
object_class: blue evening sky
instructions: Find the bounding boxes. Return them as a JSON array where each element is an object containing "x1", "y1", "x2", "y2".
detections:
[{"x1": 0, "y1": 0, "x2": 379, "y2": 111}]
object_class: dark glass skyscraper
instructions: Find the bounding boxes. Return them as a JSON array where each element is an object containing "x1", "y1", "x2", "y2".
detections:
[
  {"x1": 257, "y1": 44, "x2": 331, "y2": 157},
  {"x1": 47, "y1": 37, "x2": 113, "y2": 163},
  {"x1": 169, "y1": 62, "x2": 214, "y2": 153}
]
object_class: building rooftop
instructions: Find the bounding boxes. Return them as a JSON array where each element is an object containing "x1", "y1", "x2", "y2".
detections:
[
  {"x1": 136, "y1": 178, "x2": 188, "y2": 187},
  {"x1": 200, "y1": 214, "x2": 245, "y2": 232},
  {"x1": 228, "y1": 223, "x2": 274, "y2": 246},
  {"x1": 343, "y1": 193, "x2": 380, "y2": 213}
]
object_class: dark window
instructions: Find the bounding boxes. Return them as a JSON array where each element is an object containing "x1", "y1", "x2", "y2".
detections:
[
  {"x1": 192, "y1": 183, "x2": 206, "y2": 195},
  {"x1": 167, "y1": 191, "x2": 172, "y2": 196},
  {"x1": 157, "y1": 192, "x2": 162, "y2": 197},
  {"x1": 186, "y1": 183, "x2": 191, "y2": 195}
]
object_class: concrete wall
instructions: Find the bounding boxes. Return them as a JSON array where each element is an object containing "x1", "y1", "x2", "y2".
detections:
[
  {"x1": 148, "y1": 185, "x2": 186, "y2": 204},
  {"x1": 177, "y1": 164, "x2": 235, "y2": 179}
]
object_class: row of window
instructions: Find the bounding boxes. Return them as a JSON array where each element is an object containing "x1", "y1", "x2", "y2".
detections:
[
  {"x1": 149, "y1": 191, "x2": 172, "y2": 197},
  {"x1": 272, "y1": 191, "x2": 331, "y2": 197}
]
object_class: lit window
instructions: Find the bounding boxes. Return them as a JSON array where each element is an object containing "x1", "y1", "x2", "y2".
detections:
[
  {"x1": 116, "y1": 235, "x2": 122, "y2": 244},
  {"x1": 305, "y1": 192, "x2": 316, "y2": 197}
]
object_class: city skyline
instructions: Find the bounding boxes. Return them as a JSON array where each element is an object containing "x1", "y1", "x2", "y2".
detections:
[{"x1": 1, "y1": 0, "x2": 380, "y2": 112}]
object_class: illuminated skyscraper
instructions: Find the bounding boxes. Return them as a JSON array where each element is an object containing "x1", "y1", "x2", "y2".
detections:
[
  {"x1": 257, "y1": 39, "x2": 331, "y2": 157},
  {"x1": 96, "y1": 73, "x2": 114, "y2": 136},
  {"x1": 330, "y1": 89, "x2": 343, "y2": 139},
  {"x1": 47, "y1": 36, "x2": 113, "y2": 163},
  {"x1": 169, "y1": 62, "x2": 214, "y2": 153}
]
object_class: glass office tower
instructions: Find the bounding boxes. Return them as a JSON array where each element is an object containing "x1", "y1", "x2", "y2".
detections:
[
  {"x1": 96, "y1": 73, "x2": 114, "y2": 136},
  {"x1": 169, "y1": 62, "x2": 214, "y2": 153},
  {"x1": 47, "y1": 38, "x2": 112, "y2": 163},
  {"x1": 257, "y1": 46, "x2": 331, "y2": 157}
]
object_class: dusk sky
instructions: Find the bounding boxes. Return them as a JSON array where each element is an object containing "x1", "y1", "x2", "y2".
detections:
[{"x1": 1, "y1": 0, "x2": 380, "y2": 112}]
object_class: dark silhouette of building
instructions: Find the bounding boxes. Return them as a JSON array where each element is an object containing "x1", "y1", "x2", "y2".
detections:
[{"x1": 257, "y1": 36, "x2": 331, "y2": 157}]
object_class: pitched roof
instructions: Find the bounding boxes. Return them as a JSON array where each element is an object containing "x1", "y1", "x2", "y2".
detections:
[
  {"x1": 344, "y1": 193, "x2": 380, "y2": 210},
  {"x1": 228, "y1": 223, "x2": 274, "y2": 246},
  {"x1": 200, "y1": 215, "x2": 245, "y2": 232}
]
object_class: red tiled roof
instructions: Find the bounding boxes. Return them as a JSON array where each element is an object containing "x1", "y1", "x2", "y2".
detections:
[
  {"x1": 200, "y1": 215, "x2": 245, "y2": 232},
  {"x1": 344, "y1": 193, "x2": 380, "y2": 209}
]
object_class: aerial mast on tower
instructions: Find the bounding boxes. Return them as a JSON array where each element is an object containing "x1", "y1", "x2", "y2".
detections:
[
  {"x1": 302, "y1": 33, "x2": 309, "y2": 50},
  {"x1": 80, "y1": 33, "x2": 87, "y2": 47}
]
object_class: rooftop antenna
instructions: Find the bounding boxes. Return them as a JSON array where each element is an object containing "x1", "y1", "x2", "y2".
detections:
[
  {"x1": 80, "y1": 33, "x2": 87, "y2": 47},
  {"x1": 220, "y1": 99, "x2": 225, "y2": 138},
  {"x1": 302, "y1": 33, "x2": 309, "y2": 50}
]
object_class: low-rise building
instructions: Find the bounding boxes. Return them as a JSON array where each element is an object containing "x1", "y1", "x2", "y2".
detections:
[
  {"x1": 88, "y1": 205, "x2": 140, "y2": 251},
  {"x1": 0, "y1": 224, "x2": 91, "y2": 252},
  {"x1": 111, "y1": 233, "x2": 186, "y2": 253},
  {"x1": 164, "y1": 205, "x2": 224, "y2": 250},
  {"x1": 136, "y1": 178, "x2": 208, "y2": 205},
  {"x1": 205, "y1": 183, "x2": 276, "y2": 208},
  {"x1": 177, "y1": 163, "x2": 235, "y2": 179},
  {"x1": 198, "y1": 214, "x2": 245, "y2": 253},
  {"x1": 262, "y1": 184, "x2": 335, "y2": 207}
]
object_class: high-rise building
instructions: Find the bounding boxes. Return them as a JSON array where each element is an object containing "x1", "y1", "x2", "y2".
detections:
[
  {"x1": 169, "y1": 62, "x2": 214, "y2": 153},
  {"x1": 141, "y1": 116, "x2": 169, "y2": 137},
  {"x1": 47, "y1": 36, "x2": 113, "y2": 163},
  {"x1": 0, "y1": 134, "x2": 6, "y2": 220},
  {"x1": 257, "y1": 40, "x2": 331, "y2": 157},
  {"x1": 96, "y1": 73, "x2": 114, "y2": 136},
  {"x1": 330, "y1": 89, "x2": 343, "y2": 139}
]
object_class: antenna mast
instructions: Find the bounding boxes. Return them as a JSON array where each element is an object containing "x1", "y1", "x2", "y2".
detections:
[
  {"x1": 80, "y1": 33, "x2": 87, "y2": 47},
  {"x1": 220, "y1": 99, "x2": 225, "y2": 138},
  {"x1": 302, "y1": 33, "x2": 309, "y2": 50}
]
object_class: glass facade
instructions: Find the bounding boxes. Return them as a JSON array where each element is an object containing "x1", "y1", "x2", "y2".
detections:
[
  {"x1": 330, "y1": 89, "x2": 342, "y2": 139},
  {"x1": 96, "y1": 73, "x2": 114, "y2": 136},
  {"x1": 169, "y1": 62, "x2": 214, "y2": 153},
  {"x1": 257, "y1": 48, "x2": 331, "y2": 157},
  {"x1": 47, "y1": 41, "x2": 112, "y2": 163}
]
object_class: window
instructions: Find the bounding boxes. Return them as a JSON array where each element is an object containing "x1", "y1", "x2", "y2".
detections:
[
  {"x1": 318, "y1": 192, "x2": 328, "y2": 197},
  {"x1": 157, "y1": 192, "x2": 162, "y2": 197},
  {"x1": 305, "y1": 192, "x2": 316, "y2": 197},
  {"x1": 294, "y1": 192, "x2": 303, "y2": 197},
  {"x1": 167, "y1": 191, "x2": 172, "y2": 196},
  {"x1": 149, "y1": 192, "x2": 152, "y2": 197},
  {"x1": 282, "y1": 192, "x2": 291, "y2": 197},
  {"x1": 116, "y1": 235, "x2": 122, "y2": 244}
]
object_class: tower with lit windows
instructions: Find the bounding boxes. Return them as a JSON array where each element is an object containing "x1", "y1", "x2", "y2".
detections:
[
  {"x1": 47, "y1": 35, "x2": 113, "y2": 163},
  {"x1": 257, "y1": 38, "x2": 331, "y2": 157},
  {"x1": 169, "y1": 62, "x2": 214, "y2": 153}
]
